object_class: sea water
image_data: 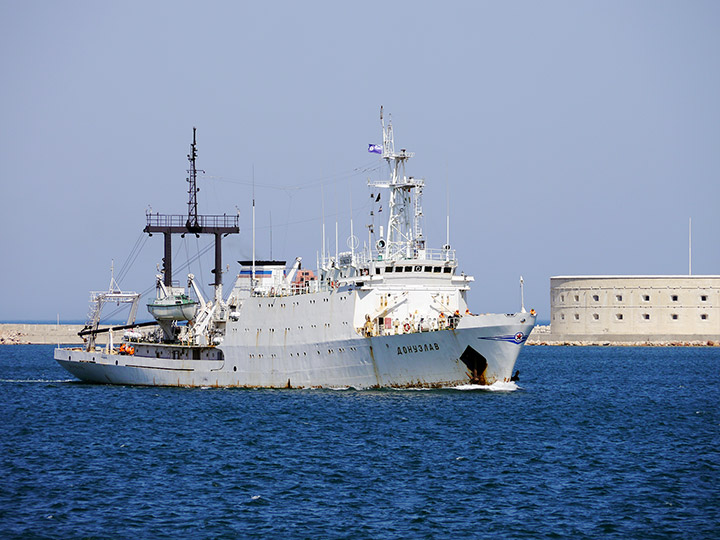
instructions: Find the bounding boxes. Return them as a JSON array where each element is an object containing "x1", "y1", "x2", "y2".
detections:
[{"x1": 1, "y1": 345, "x2": 718, "y2": 539}]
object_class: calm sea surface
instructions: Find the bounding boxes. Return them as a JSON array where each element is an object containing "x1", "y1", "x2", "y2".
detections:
[{"x1": 1, "y1": 345, "x2": 718, "y2": 539}]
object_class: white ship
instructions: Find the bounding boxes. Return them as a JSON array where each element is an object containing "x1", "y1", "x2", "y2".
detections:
[{"x1": 55, "y1": 112, "x2": 536, "y2": 388}]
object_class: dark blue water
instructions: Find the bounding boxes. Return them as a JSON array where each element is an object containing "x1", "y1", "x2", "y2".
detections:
[{"x1": 1, "y1": 345, "x2": 718, "y2": 539}]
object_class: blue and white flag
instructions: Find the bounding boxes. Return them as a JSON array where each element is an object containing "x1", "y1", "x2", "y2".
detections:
[{"x1": 368, "y1": 144, "x2": 382, "y2": 154}]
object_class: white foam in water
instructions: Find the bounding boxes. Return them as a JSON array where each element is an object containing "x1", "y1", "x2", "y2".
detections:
[{"x1": 452, "y1": 381, "x2": 519, "y2": 392}]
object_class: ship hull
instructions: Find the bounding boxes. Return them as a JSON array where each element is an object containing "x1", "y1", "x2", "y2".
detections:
[{"x1": 54, "y1": 313, "x2": 534, "y2": 388}]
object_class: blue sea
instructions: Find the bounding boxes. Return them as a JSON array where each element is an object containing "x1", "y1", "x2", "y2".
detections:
[{"x1": 1, "y1": 345, "x2": 718, "y2": 539}]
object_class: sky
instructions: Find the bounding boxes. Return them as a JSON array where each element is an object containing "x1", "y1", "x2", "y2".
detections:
[{"x1": 1, "y1": 0, "x2": 719, "y2": 323}]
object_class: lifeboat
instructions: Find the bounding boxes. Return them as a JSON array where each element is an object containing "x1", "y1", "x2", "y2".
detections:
[{"x1": 147, "y1": 293, "x2": 197, "y2": 321}]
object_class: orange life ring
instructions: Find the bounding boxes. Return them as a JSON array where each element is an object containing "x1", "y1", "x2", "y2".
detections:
[
  {"x1": 403, "y1": 322, "x2": 411, "y2": 332},
  {"x1": 127, "y1": 346, "x2": 135, "y2": 355}
]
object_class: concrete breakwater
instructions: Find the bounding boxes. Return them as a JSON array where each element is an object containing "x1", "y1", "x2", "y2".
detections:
[
  {"x1": 526, "y1": 325, "x2": 719, "y2": 346},
  {"x1": 0, "y1": 324, "x2": 126, "y2": 345},
  {"x1": 1, "y1": 323, "x2": 717, "y2": 347}
]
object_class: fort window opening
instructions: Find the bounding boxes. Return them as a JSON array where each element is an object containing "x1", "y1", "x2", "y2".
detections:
[{"x1": 671, "y1": 295, "x2": 678, "y2": 301}]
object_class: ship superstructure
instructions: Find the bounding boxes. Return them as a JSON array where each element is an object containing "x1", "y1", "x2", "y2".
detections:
[{"x1": 55, "y1": 114, "x2": 536, "y2": 388}]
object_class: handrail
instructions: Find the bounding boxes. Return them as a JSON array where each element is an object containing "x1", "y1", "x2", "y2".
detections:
[{"x1": 145, "y1": 213, "x2": 239, "y2": 229}]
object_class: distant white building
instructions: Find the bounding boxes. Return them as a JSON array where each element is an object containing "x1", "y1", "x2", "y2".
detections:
[{"x1": 550, "y1": 276, "x2": 720, "y2": 342}]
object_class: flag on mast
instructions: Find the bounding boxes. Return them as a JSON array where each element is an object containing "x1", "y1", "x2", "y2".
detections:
[{"x1": 368, "y1": 144, "x2": 382, "y2": 154}]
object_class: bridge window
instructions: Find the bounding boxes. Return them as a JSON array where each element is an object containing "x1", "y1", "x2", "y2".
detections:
[{"x1": 443, "y1": 267, "x2": 452, "y2": 274}]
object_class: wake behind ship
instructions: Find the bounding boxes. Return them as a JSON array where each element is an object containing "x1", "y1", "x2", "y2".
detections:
[{"x1": 55, "y1": 112, "x2": 536, "y2": 388}]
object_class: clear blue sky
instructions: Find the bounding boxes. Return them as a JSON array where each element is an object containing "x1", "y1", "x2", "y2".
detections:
[{"x1": 1, "y1": 1, "x2": 718, "y2": 322}]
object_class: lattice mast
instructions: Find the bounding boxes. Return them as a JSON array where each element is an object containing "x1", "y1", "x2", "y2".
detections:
[
  {"x1": 186, "y1": 127, "x2": 202, "y2": 230},
  {"x1": 368, "y1": 107, "x2": 425, "y2": 261}
]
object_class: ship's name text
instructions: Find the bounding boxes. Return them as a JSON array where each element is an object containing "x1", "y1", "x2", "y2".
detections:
[{"x1": 397, "y1": 343, "x2": 440, "y2": 355}]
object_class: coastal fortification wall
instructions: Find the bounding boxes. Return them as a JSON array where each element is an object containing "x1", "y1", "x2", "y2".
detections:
[{"x1": 547, "y1": 275, "x2": 720, "y2": 344}]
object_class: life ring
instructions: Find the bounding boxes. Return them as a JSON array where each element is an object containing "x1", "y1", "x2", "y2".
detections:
[
  {"x1": 403, "y1": 322, "x2": 411, "y2": 333},
  {"x1": 127, "y1": 346, "x2": 135, "y2": 355}
]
